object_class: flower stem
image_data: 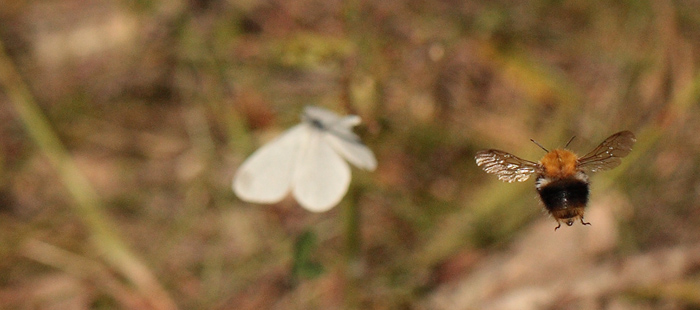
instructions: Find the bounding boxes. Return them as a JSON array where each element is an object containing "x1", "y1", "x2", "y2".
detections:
[{"x1": 343, "y1": 190, "x2": 363, "y2": 309}]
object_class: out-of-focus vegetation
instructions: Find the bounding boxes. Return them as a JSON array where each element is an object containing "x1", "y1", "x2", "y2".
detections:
[{"x1": 1, "y1": 0, "x2": 700, "y2": 309}]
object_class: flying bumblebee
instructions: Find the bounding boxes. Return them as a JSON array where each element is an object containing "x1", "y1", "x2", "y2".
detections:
[{"x1": 475, "y1": 131, "x2": 636, "y2": 230}]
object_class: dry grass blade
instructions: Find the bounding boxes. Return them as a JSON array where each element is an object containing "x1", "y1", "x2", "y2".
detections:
[{"x1": 0, "y1": 39, "x2": 176, "y2": 310}]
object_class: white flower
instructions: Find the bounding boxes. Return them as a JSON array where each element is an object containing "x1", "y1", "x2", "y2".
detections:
[{"x1": 233, "y1": 106, "x2": 377, "y2": 212}]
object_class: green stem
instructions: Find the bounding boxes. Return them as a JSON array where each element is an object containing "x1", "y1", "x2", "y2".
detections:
[
  {"x1": 343, "y1": 192, "x2": 362, "y2": 309},
  {"x1": 0, "y1": 39, "x2": 176, "y2": 310}
]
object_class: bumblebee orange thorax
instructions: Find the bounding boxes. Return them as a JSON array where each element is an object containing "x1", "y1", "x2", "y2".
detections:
[{"x1": 540, "y1": 149, "x2": 578, "y2": 178}]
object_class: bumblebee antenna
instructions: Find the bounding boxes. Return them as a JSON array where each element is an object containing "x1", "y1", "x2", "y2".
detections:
[
  {"x1": 564, "y1": 136, "x2": 576, "y2": 148},
  {"x1": 530, "y1": 139, "x2": 549, "y2": 153}
]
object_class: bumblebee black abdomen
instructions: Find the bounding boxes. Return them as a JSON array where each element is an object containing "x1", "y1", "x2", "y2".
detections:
[{"x1": 537, "y1": 177, "x2": 589, "y2": 214}]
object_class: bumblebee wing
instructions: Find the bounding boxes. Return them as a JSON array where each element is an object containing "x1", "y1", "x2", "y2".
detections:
[
  {"x1": 475, "y1": 150, "x2": 541, "y2": 182},
  {"x1": 578, "y1": 130, "x2": 636, "y2": 173}
]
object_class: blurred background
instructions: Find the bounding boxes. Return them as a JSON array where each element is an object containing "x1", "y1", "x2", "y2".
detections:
[{"x1": 1, "y1": 0, "x2": 700, "y2": 309}]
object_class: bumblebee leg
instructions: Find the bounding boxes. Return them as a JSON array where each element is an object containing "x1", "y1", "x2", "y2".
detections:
[
  {"x1": 581, "y1": 218, "x2": 591, "y2": 226},
  {"x1": 554, "y1": 222, "x2": 562, "y2": 231}
]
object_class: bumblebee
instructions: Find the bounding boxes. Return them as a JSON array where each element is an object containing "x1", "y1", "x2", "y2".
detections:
[{"x1": 475, "y1": 131, "x2": 636, "y2": 230}]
